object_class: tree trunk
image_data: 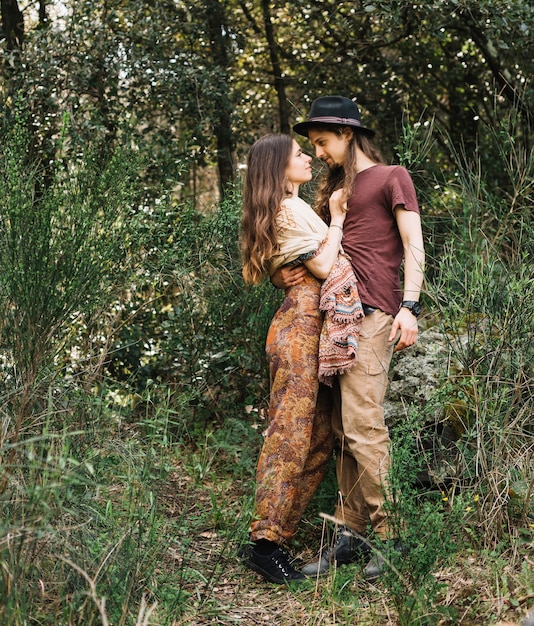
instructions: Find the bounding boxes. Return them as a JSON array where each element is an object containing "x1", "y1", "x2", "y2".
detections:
[
  {"x1": 261, "y1": 0, "x2": 290, "y2": 134},
  {"x1": 206, "y1": 0, "x2": 236, "y2": 198},
  {"x1": 1, "y1": 0, "x2": 24, "y2": 51},
  {"x1": 38, "y1": 0, "x2": 47, "y2": 24}
]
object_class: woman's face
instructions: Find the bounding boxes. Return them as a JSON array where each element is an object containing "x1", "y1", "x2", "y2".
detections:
[
  {"x1": 308, "y1": 128, "x2": 351, "y2": 168},
  {"x1": 284, "y1": 140, "x2": 313, "y2": 185}
]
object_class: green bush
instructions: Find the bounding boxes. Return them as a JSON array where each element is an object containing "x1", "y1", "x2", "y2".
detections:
[
  {"x1": 104, "y1": 182, "x2": 283, "y2": 436},
  {"x1": 426, "y1": 109, "x2": 534, "y2": 546}
]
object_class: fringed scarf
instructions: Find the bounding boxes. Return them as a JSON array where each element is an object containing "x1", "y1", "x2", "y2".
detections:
[
  {"x1": 318, "y1": 253, "x2": 364, "y2": 386},
  {"x1": 267, "y1": 196, "x2": 364, "y2": 385}
]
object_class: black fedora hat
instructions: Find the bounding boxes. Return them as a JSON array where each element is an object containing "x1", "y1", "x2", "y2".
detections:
[{"x1": 293, "y1": 96, "x2": 375, "y2": 138}]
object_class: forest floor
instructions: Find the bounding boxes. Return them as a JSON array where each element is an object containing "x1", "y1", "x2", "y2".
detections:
[{"x1": 159, "y1": 460, "x2": 534, "y2": 626}]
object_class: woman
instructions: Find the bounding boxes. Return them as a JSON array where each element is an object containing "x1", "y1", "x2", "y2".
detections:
[{"x1": 240, "y1": 134, "x2": 351, "y2": 584}]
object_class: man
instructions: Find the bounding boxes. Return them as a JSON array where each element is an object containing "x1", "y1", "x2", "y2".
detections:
[{"x1": 274, "y1": 96, "x2": 425, "y2": 579}]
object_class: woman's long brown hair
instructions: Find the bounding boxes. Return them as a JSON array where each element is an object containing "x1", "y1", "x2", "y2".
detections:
[
  {"x1": 241, "y1": 134, "x2": 293, "y2": 285},
  {"x1": 313, "y1": 125, "x2": 385, "y2": 221}
]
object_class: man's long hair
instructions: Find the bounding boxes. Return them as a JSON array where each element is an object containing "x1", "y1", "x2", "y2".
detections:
[{"x1": 313, "y1": 125, "x2": 385, "y2": 221}]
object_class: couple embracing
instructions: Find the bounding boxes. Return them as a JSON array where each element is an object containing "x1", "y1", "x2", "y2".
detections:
[{"x1": 240, "y1": 96, "x2": 425, "y2": 584}]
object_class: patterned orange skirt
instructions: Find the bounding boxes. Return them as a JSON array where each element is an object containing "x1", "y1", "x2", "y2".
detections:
[{"x1": 251, "y1": 272, "x2": 334, "y2": 544}]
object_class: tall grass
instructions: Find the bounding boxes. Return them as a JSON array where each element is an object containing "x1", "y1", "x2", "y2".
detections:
[
  {"x1": 426, "y1": 111, "x2": 534, "y2": 547},
  {"x1": 0, "y1": 113, "x2": 139, "y2": 456},
  {"x1": 0, "y1": 115, "x2": 178, "y2": 624},
  {"x1": 381, "y1": 415, "x2": 459, "y2": 626}
]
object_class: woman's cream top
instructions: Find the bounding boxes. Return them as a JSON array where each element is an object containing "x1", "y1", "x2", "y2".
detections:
[{"x1": 269, "y1": 195, "x2": 328, "y2": 275}]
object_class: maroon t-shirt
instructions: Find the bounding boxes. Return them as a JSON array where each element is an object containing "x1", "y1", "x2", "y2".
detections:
[{"x1": 342, "y1": 164, "x2": 420, "y2": 317}]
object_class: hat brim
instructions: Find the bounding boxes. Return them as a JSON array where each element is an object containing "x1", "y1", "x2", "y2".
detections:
[{"x1": 293, "y1": 118, "x2": 375, "y2": 138}]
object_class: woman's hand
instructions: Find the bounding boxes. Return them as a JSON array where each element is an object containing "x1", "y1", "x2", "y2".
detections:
[{"x1": 328, "y1": 188, "x2": 348, "y2": 223}]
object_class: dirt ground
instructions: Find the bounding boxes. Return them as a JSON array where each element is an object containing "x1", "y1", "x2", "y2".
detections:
[{"x1": 161, "y1": 468, "x2": 534, "y2": 626}]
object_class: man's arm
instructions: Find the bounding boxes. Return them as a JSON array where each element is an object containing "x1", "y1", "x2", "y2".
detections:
[
  {"x1": 270, "y1": 264, "x2": 309, "y2": 289},
  {"x1": 389, "y1": 207, "x2": 425, "y2": 351}
]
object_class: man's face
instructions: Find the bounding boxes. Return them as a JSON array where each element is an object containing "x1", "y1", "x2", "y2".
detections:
[{"x1": 308, "y1": 128, "x2": 350, "y2": 168}]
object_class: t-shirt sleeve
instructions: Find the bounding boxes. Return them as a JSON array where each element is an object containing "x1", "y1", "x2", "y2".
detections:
[{"x1": 389, "y1": 167, "x2": 420, "y2": 214}]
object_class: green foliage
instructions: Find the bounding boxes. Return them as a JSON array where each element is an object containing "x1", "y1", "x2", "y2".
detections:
[
  {"x1": 426, "y1": 107, "x2": 534, "y2": 546},
  {"x1": 2, "y1": 0, "x2": 533, "y2": 201},
  {"x1": 379, "y1": 409, "x2": 461, "y2": 626},
  {"x1": 1, "y1": 0, "x2": 236, "y2": 200},
  {"x1": 0, "y1": 113, "x2": 140, "y2": 379},
  {"x1": 105, "y1": 182, "x2": 283, "y2": 436},
  {"x1": 0, "y1": 112, "x2": 145, "y2": 523},
  {"x1": 0, "y1": 112, "x2": 183, "y2": 624}
]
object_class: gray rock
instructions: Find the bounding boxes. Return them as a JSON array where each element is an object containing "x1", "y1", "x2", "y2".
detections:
[
  {"x1": 384, "y1": 326, "x2": 460, "y2": 485},
  {"x1": 385, "y1": 327, "x2": 452, "y2": 423}
]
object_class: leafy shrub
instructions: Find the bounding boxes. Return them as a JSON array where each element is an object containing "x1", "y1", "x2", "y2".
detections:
[
  {"x1": 104, "y1": 182, "x2": 283, "y2": 436},
  {"x1": 425, "y1": 107, "x2": 534, "y2": 546}
]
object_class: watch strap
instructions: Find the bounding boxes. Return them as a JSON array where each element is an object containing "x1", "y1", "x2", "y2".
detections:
[{"x1": 401, "y1": 300, "x2": 422, "y2": 317}]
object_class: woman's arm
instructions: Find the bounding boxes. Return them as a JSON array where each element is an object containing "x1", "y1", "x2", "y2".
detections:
[
  {"x1": 271, "y1": 189, "x2": 347, "y2": 286},
  {"x1": 303, "y1": 189, "x2": 346, "y2": 279},
  {"x1": 302, "y1": 224, "x2": 343, "y2": 279}
]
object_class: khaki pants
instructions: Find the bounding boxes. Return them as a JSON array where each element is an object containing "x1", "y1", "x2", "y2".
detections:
[{"x1": 332, "y1": 309, "x2": 396, "y2": 540}]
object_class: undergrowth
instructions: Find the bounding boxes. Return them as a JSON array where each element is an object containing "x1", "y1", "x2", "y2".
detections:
[{"x1": 0, "y1": 108, "x2": 533, "y2": 624}]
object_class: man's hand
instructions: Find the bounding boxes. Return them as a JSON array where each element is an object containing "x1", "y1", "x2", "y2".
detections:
[
  {"x1": 271, "y1": 264, "x2": 308, "y2": 289},
  {"x1": 389, "y1": 307, "x2": 419, "y2": 352}
]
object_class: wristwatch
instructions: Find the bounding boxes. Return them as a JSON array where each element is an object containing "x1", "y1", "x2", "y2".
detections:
[{"x1": 401, "y1": 300, "x2": 422, "y2": 317}]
